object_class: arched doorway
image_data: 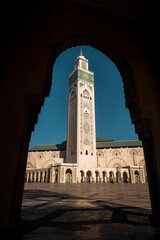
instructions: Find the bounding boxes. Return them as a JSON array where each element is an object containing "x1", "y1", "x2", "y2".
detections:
[
  {"x1": 116, "y1": 171, "x2": 121, "y2": 183},
  {"x1": 86, "y1": 171, "x2": 92, "y2": 183},
  {"x1": 40, "y1": 171, "x2": 43, "y2": 182},
  {"x1": 95, "y1": 171, "x2": 99, "y2": 183},
  {"x1": 109, "y1": 171, "x2": 114, "y2": 183},
  {"x1": 44, "y1": 171, "x2": 47, "y2": 183},
  {"x1": 55, "y1": 169, "x2": 58, "y2": 183},
  {"x1": 123, "y1": 172, "x2": 128, "y2": 183},
  {"x1": 135, "y1": 170, "x2": 140, "y2": 183},
  {"x1": 102, "y1": 171, "x2": 107, "y2": 183},
  {"x1": 66, "y1": 169, "x2": 72, "y2": 183},
  {"x1": 28, "y1": 172, "x2": 31, "y2": 183},
  {"x1": 32, "y1": 172, "x2": 35, "y2": 182},
  {"x1": 80, "y1": 171, "x2": 84, "y2": 183}
]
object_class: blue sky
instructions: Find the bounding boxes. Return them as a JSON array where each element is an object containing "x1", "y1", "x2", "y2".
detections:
[{"x1": 29, "y1": 46, "x2": 138, "y2": 149}]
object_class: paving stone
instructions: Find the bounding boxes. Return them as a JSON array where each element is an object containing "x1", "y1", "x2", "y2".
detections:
[{"x1": 21, "y1": 183, "x2": 160, "y2": 239}]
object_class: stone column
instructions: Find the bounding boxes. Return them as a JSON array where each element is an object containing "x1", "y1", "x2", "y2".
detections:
[
  {"x1": 140, "y1": 169, "x2": 144, "y2": 183},
  {"x1": 73, "y1": 167, "x2": 77, "y2": 183},
  {"x1": 130, "y1": 169, "x2": 135, "y2": 183},
  {"x1": 46, "y1": 169, "x2": 49, "y2": 182},
  {"x1": 50, "y1": 165, "x2": 54, "y2": 183},
  {"x1": 26, "y1": 172, "x2": 29, "y2": 182},
  {"x1": 135, "y1": 119, "x2": 160, "y2": 225},
  {"x1": 61, "y1": 167, "x2": 64, "y2": 183}
]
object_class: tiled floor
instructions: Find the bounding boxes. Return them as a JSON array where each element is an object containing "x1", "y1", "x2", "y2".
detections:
[{"x1": 21, "y1": 183, "x2": 160, "y2": 239}]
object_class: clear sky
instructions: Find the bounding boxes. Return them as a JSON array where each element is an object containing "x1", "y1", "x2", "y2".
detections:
[{"x1": 29, "y1": 46, "x2": 138, "y2": 149}]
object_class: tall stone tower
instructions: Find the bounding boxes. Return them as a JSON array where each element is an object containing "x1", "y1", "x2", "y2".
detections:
[{"x1": 66, "y1": 50, "x2": 97, "y2": 169}]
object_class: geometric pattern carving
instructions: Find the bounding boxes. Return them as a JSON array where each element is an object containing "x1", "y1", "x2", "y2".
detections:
[
  {"x1": 83, "y1": 122, "x2": 90, "y2": 133},
  {"x1": 83, "y1": 139, "x2": 90, "y2": 145}
]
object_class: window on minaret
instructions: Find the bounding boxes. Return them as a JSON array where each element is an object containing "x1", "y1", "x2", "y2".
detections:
[
  {"x1": 86, "y1": 150, "x2": 88, "y2": 155},
  {"x1": 82, "y1": 62, "x2": 86, "y2": 70}
]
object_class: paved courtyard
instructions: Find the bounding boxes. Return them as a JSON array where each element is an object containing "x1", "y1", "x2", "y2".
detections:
[{"x1": 21, "y1": 183, "x2": 160, "y2": 239}]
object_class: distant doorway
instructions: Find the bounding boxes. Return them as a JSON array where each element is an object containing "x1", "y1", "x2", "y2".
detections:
[
  {"x1": 86, "y1": 171, "x2": 92, "y2": 183},
  {"x1": 135, "y1": 170, "x2": 140, "y2": 183},
  {"x1": 95, "y1": 171, "x2": 99, "y2": 183},
  {"x1": 102, "y1": 171, "x2": 107, "y2": 183},
  {"x1": 123, "y1": 172, "x2": 128, "y2": 183},
  {"x1": 109, "y1": 171, "x2": 114, "y2": 183},
  {"x1": 116, "y1": 171, "x2": 121, "y2": 183},
  {"x1": 66, "y1": 169, "x2": 72, "y2": 183},
  {"x1": 55, "y1": 169, "x2": 58, "y2": 183},
  {"x1": 80, "y1": 170, "x2": 84, "y2": 183}
]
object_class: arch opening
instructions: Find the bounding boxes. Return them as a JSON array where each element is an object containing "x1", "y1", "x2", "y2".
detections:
[
  {"x1": 86, "y1": 171, "x2": 92, "y2": 183},
  {"x1": 22, "y1": 39, "x2": 152, "y2": 236}
]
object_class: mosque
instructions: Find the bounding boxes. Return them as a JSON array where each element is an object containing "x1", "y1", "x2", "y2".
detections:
[{"x1": 25, "y1": 51, "x2": 146, "y2": 184}]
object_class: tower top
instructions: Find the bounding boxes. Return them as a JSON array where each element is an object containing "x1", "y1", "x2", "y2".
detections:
[{"x1": 73, "y1": 50, "x2": 89, "y2": 72}]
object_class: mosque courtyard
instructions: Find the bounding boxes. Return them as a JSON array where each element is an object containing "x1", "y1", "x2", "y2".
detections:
[{"x1": 21, "y1": 183, "x2": 160, "y2": 239}]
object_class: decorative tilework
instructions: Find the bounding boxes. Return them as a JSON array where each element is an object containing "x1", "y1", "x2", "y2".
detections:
[
  {"x1": 88, "y1": 86, "x2": 92, "y2": 91},
  {"x1": 80, "y1": 83, "x2": 85, "y2": 87},
  {"x1": 69, "y1": 69, "x2": 94, "y2": 86},
  {"x1": 83, "y1": 89, "x2": 89, "y2": 95}
]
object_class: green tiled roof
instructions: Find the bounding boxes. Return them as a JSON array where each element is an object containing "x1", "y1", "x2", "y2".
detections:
[
  {"x1": 29, "y1": 138, "x2": 142, "y2": 151},
  {"x1": 96, "y1": 137, "x2": 114, "y2": 142},
  {"x1": 96, "y1": 140, "x2": 142, "y2": 148},
  {"x1": 29, "y1": 144, "x2": 66, "y2": 151}
]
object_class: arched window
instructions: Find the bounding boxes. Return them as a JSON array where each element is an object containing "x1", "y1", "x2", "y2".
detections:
[{"x1": 86, "y1": 150, "x2": 88, "y2": 155}]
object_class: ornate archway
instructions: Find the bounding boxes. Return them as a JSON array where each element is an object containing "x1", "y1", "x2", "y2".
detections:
[{"x1": 66, "y1": 169, "x2": 72, "y2": 183}]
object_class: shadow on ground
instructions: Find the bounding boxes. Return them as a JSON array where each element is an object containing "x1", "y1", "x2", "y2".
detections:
[{"x1": 21, "y1": 186, "x2": 160, "y2": 239}]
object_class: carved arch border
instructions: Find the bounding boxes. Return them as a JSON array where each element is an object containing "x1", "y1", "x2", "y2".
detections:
[
  {"x1": 42, "y1": 159, "x2": 57, "y2": 168},
  {"x1": 107, "y1": 157, "x2": 127, "y2": 168},
  {"x1": 26, "y1": 162, "x2": 34, "y2": 168}
]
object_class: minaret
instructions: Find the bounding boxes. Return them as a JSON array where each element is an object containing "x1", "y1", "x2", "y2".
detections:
[{"x1": 66, "y1": 51, "x2": 97, "y2": 168}]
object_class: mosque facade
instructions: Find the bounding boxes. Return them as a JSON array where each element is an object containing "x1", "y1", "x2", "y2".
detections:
[{"x1": 26, "y1": 52, "x2": 146, "y2": 184}]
